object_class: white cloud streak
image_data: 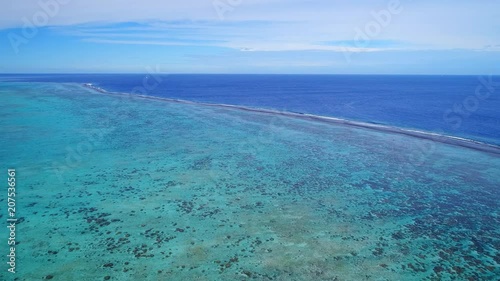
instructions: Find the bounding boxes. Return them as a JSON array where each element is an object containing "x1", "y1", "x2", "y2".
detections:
[{"x1": 1, "y1": 0, "x2": 499, "y2": 52}]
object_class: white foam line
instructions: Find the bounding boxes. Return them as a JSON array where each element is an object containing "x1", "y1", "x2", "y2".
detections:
[{"x1": 81, "y1": 83, "x2": 500, "y2": 156}]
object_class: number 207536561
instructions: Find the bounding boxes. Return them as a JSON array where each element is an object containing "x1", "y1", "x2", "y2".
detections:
[{"x1": 8, "y1": 169, "x2": 16, "y2": 216}]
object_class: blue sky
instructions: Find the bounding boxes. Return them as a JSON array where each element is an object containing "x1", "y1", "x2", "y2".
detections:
[{"x1": 1, "y1": 0, "x2": 499, "y2": 74}]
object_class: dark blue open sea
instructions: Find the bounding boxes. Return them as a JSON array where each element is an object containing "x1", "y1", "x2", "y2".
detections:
[
  {"x1": 1, "y1": 74, "x2": 499, "y2": 280},
  {"x1": 2, "y1": 74, "x2": 500, "y2": 145}
]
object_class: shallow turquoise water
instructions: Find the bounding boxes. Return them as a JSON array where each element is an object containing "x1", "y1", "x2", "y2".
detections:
[{"x1": 1, "y1": 82, "x2": 499, "y2": 280}]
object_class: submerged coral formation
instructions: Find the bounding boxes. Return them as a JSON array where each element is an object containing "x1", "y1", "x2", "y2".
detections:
[{"x1": 0, "y1": 82, "x2": 499, "y2": 280}]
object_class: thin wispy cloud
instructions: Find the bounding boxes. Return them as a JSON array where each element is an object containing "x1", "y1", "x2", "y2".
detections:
[
  {"x1": 57, "y1": 21, "x2": 393, "y2": 53},
  {"x1": 2, "y1": 0, "x2": 499, "y2": 50}
]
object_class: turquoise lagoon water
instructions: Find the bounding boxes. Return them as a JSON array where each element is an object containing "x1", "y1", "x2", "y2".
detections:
[{"x1": 1, "y1": 82, "x2": 500, "y2": 280}]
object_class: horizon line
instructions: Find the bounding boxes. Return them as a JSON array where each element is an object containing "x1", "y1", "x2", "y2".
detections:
[{"x1": 1, "y1": 73, "x2": 499, "y2": 76}]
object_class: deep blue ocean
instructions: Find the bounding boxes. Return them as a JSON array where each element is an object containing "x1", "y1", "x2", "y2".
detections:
[{"x1": 2, "y1": 74, "x2": 499, "y2": 145}]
